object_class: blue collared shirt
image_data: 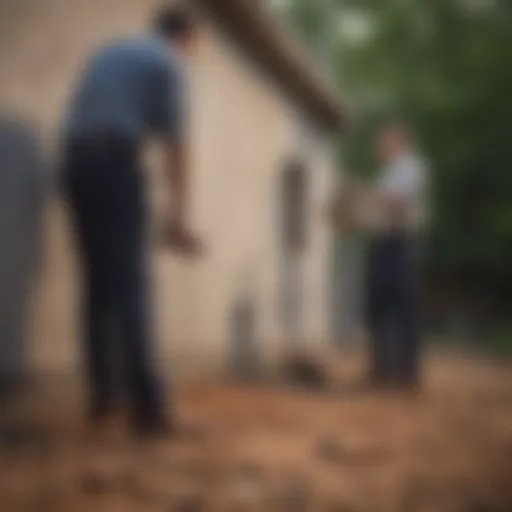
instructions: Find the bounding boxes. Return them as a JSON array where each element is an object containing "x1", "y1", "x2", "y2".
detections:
[{"x1": 63, "y1": 34, "x2": 185, "y2": 140}]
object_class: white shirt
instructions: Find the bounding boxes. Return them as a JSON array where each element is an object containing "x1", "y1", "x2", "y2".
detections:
[{"x1": 374, "y1": 151, "x2": 428, "y2": 233}]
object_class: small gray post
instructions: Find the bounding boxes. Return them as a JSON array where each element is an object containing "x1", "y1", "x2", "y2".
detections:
[
  {"x1": 333, "y1": 233, "x2": 366, "y2": 345},
  {"x1": 230, "y1": 294, "x2": 261, "y2": 382}
]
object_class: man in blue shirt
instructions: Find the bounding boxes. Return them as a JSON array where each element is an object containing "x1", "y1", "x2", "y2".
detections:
[{"x1": 61, "y1": 4, "x2": 200, "y2": 437}]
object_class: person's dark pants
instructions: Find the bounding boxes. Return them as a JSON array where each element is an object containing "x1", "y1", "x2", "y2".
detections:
[
  {"x1": 61, "y1": 137, "x2": 163, "y2": 421},
  {"x1": 366, "y1": 232, "x2": 422, "y2": 386}
]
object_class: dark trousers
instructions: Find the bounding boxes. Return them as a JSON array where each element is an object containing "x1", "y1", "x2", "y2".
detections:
[
  {"x1": 61, "y1": 138, "x2": 162, "y2": 419},
  {"x1": 366, "y1": 233, "x2": 422, "y2": 385}
]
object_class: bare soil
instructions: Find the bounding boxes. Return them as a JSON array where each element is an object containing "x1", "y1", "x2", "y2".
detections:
[{"x1": 1, "y1": 351, "x2": 512, "y2": 511}]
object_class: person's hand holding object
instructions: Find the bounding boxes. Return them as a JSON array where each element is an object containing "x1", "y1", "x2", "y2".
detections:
[{"x1": 162, "y1": 220, "x2": 203, "y2": 257}]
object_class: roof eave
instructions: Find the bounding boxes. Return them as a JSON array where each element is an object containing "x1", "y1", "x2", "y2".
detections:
[{"x1": 196, "y1": 0, "x2": 345, "y2": 132}]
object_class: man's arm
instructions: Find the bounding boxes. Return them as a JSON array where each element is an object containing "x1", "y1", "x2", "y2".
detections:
[
  {"x1": 155, "y1": 58, "x2": 201, "y2": 255},
  {"x1": 376, "y1": 190, "x2": 410, "y2": 224},
  {"x1": 331, "y1": 178, "x2": 409, "y2": 233},
  {"x1": 164, "y1": 140, "x2": 201, "y2": 255},
  {"x1": 166, "y1": 139, "x2": 188, "y2": 230},
  {"x1": 154, "y1": 57, "x2": 188, "y2": 225}
]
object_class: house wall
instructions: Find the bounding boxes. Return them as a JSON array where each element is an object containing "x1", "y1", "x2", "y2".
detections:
[{"x1": 0, "y1": 0, "x2": 334, "y2": 375}]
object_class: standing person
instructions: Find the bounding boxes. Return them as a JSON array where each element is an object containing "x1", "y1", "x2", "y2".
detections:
[
  {"x1": 61, "y1": 4, "x2": 201, "y2": 436},
  {"x1": 363, "y1": 123, "x2": 429, "y2": 389}
]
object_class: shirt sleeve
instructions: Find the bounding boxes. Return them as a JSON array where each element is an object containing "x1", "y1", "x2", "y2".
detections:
[{"x1": 152, "y1": 57, "x2": 187, "y2": 139}]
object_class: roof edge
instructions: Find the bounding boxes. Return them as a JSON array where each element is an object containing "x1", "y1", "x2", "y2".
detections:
[{"x1": 195, "y1": 0, "x2": 345, "y2": 132}]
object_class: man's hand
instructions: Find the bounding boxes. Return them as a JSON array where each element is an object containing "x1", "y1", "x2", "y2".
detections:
[
  {"x1": 162, "y1": 221, "x2": 203, "y2": 257},
  {"x1": 327, "y1": 180, "x2": 366, "y2": 233}
]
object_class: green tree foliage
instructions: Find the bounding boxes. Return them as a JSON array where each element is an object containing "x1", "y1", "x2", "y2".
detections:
[{"x1": 280, "y1": 0, "x2": 512, "y2": 301}]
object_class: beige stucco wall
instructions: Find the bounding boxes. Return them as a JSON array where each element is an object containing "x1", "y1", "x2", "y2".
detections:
[{"x1": 0, "y1": 0, "x2": 333, "y2": 374}]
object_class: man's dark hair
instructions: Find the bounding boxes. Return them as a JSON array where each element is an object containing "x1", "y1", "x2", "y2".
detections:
[{"x1": 153, "y1": 4, "x2": 195, "y2": 39}]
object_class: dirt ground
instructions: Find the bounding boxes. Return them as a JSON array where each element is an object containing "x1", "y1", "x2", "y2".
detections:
[{"x1": 1, "y1": 351, "x2": 512, "y2": 512}]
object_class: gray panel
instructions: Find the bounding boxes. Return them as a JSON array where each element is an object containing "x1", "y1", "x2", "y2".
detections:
[{"x1": 0, "y1": 113, "x2": 46, "y2": 397}]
